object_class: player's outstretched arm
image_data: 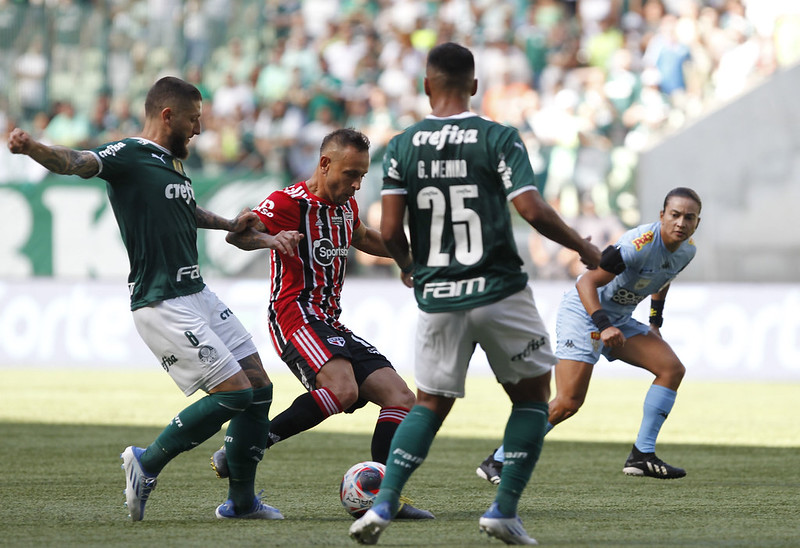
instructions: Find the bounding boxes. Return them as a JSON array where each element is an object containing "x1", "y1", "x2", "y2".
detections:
[
  {"x1": 225, "y1": 222, "x2": 303, "y2": 256},
  {"x1": 351, "y1": 223, "x2": 391, "y2": 258},
  {"x1": 512, "y1": 189, "x2": 601, "y2": 269},
  {"x1": 7, "y1": 128, "x2": 98, "y2": 178}
]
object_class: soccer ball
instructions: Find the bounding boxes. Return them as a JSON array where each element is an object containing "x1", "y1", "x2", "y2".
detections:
[{"x1": 339, "y1": 461, "x2": 385, "y2": 518}]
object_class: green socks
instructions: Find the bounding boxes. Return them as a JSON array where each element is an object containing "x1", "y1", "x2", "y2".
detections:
[
  {"x1": 495, "y1": 401, "x2": 549, "y2": 516},
  {"x1": 374, "y1": 405, "x2": 442, "y2": 516},
  {"x1": 139, "y1": 388, "x2": 254, "y2": 476},
  {"x1": 225, "y1": 385, "x2": 273, "y2": 512}
]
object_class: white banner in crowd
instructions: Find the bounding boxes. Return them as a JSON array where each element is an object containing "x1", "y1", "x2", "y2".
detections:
[{"x1": 0, "y1": 279, "x2": 798, "y2": 381}]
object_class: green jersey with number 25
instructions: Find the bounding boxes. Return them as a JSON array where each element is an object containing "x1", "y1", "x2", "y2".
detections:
[{"x1": 382, "y1": 112, "x2": 536, "y2": 313}]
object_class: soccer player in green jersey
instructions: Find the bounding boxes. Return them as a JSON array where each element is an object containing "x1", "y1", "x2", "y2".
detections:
[
  {"x1": 8, "y1": 76, "x2": 302, "y2": 521},
  {"x1": 349, "y1": 43, "x2": 601, "y2": 545}
]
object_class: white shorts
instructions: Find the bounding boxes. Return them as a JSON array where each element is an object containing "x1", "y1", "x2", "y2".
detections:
[
  {"x1": 414, "y1": 285, "x2": 556, "y2": 398},
  {"x1": 132, "y1": 286, "x2": 254, "y2": 396}
]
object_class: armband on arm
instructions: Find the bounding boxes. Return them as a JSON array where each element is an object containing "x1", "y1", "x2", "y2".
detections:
[
  {"x1": 599, "y1": 245, "x2": 626, "y2": 275},
  {"x1": 649, "y1": 299, "x2": 665, "y2": 328}
]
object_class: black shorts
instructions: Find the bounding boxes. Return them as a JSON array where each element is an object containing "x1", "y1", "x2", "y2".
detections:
[{"x1": 281, "y1": 321, "x2": 394, "y2": 413}]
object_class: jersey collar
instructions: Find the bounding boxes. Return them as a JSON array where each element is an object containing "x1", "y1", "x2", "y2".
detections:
[{"x1": 425, "y1": 111, "x2": 478, "y2": 121}]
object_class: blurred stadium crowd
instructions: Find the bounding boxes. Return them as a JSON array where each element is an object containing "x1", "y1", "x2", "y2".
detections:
[{"x1": 1, "y1": 0, "x2": 798, "y2": 278}]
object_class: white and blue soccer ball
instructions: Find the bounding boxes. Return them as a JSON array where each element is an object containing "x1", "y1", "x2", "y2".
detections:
[{"x1": 339, "y1": 461, "x2": 385, "y2": 518}]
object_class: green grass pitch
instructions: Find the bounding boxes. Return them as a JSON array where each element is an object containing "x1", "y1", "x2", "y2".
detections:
[{"x1": 1, "y1": 369, "x2": 798, "y2": 547}]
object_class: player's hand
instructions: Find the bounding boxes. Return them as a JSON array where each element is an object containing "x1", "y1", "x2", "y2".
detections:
[
  {"x1": 230, "y1": 208, "x2": 260, "y2": 233},
  {"x1": 600, "y1": 325, "x2": 625, "y2": 347},
  {"x1": 579, "y1": 237, "x2": 602, "y2": 270},
  {"x1": 649, "y1": 324, "x2": 662, "y2": 339},
  {"x1": 270, "y1": 230, "x2": 303, "y2": 256},
  {"x1": 7, "y1": 128, "x2": 33, "y2": 155},
  {"x1": 400, "y1": 269, "x2": 414, "y2": 288}
]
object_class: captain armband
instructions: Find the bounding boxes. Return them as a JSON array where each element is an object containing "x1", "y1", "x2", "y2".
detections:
[
  {"x1": 599, "y1": 245, "x2": 626, "y2": 275},
  {"x1": 649, "y1": 299, "x2": 665, "y2": 328}
]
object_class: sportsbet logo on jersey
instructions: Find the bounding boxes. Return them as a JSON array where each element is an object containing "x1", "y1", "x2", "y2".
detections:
[{"x1": 313, "y1": 238, "x2": 348, "y2": 266}]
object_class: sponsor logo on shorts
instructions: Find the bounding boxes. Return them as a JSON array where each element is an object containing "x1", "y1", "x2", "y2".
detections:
[
  {"x1": 590, "y1": 332, "x2": 601, "y2": 340},
  {"x1": 327, "y1": 336, "x2": 346, "y2": 347},
  {"x1": 198, "y1": 345, "x2": 218, "y2": 364},
  {"x1": 510, "y1": 336, "x2": 547, "y2": 361},
  {"x1": 161, "y1": 354, "x2": 177, "y2": 372},
  {"x1": 564, "y1": 339, "x2": 575, "y2": 348}
]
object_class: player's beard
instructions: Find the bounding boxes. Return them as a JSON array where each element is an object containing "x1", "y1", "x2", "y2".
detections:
[{"x1": 167, "y1": 133, "x2": 190, "y2": 159}]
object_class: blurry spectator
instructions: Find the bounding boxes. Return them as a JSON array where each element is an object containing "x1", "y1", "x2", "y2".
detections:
[
  {"x1": 584, "y1": 14, "x2": 625, "y2": 70},
  {"x1": 182, "y1": 0, "x2": 212, "y2": 68},
  {"x1": 560, "y1": 193, "x2": 625, "y2": 279},
  {"x1": 321, "y1": 17, "x2": 368, "y2": 94},
  {"x1": 643, "y1": 14, "x2": 692, "y2": 97},
  {"x1": 526, "y1": 195, "x2": 573, "y2": 280},
  {"x1": 52, "y1": 0, "x2": 84, "y2": 76},
  {"x1": 88, "y1": 91, "x2": 115, "y2": 144},
  {"x1": 212, "y1": 72, "x2": 255, "y2": 121},
  {"x1": 621, "y1": 67, "x2": 670, "y2": 151},
  {"x1": 184, "y1": 64, "x2": 212, "y2": 102},
  {"x1": 14, "y1": 38, "x2": 48, "y2": 121},
  {"x1": 43, "y1": 101, "x2": 90, "y2": 148},
  {"x1": 481, "y1": 67, "x2": 537, "y2": 127},
  {"x1": 253, "y1": 98, "x2": 305, "y2": 177},
  {"x1": 288, "y1": 103, "x2": 338, "y2": 182},
  {"x1": 255, "y1": 42, "x2": 294, "y2": 104}
]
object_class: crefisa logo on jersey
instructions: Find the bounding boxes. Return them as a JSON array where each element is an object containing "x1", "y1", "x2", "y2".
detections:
[
  {"x1": 98, "y1": 141, "x2": 126, "y2": 158},
  {"x1": 313, "y1": 238, "x2": 348, "y2": 266},
  {"x1": 411, "y1": 124, "x2": 479, "y2": 151}
]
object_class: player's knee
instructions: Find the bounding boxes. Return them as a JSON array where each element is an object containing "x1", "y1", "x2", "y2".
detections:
[
  {"x1": 668, "y1": 361, "x2": 686, "y2": 386},
  {"x1": 551, "y1": 394, "x2": 584, "y2": 419},
  {"x1": 210, "y1": 387, "x2": 254, "y2": 413},
  {"x1": 328, "y1": 383, "x2": 360, "y2": 410},
  {"x1": 388, "y1": 385, "x2": 416, "y2": 409}
]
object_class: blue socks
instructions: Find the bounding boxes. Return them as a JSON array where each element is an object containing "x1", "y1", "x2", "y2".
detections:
[{"x1": 635, "y1": 384, "x2": 677, "y2": 453}]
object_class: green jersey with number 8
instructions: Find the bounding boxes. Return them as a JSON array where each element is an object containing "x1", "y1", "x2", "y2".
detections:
[{"x1": 382, "y1": 112, "x2": 536, "y2": 313}]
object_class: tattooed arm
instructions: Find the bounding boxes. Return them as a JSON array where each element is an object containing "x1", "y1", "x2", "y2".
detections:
[{"x1": 7, "y1": 128, "x2": 99, "y2": 178}]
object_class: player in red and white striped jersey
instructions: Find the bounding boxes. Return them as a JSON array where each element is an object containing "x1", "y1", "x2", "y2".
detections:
[{"x1": 223, "y1": 129, "x2": 432, "y2": 519}]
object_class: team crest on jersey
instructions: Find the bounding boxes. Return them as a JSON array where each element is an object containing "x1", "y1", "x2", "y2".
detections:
[
  {"x1": 632, "y1": 231, "x2": 654, "y2": 251},
  {"x1": 634, "y1": 278, "x2": 651, "y2": 290},
  {"x1": 327, "y1": 336, "x2": 346, "y2": 347}
]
